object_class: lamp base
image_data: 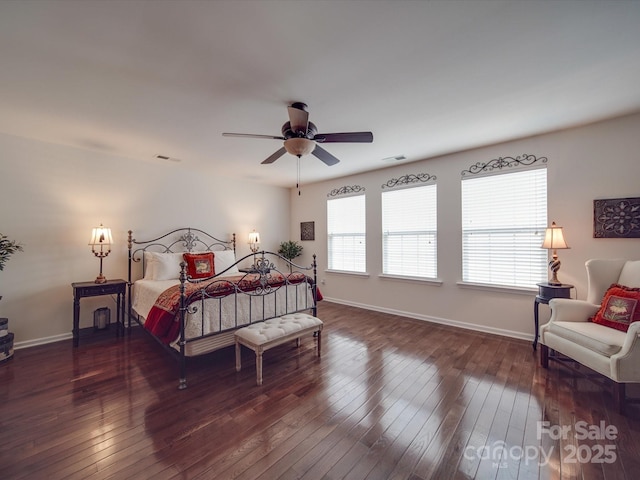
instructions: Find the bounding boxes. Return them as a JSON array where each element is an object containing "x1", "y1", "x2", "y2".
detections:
[
  {"x1": 548, "y1": 257, "x2": 562, "y2": 286},
  {"x1": 94, "y1": 255, "x2": 107, "y2": 283}
]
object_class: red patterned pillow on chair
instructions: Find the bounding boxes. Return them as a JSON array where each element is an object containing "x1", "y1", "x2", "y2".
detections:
[
  {"x1": 591, "y1": 283, "x2": 640, "y2": 332},
  {"x1": 183, "y1": 252, "x2": 215, "y2": 279}
]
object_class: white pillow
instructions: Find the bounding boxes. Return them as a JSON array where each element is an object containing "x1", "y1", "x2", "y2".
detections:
[
  {"x1": 619, "y1": 260, "x2": 640, "y2": 288},
  {"x1": 149, "y1": 252, "x2": 184, "y2": 280},
  {"x1": 143, "y1": 251, "x2": 155, "y2": 279},
  {"x1": 214, "y1": 250, "x2": 239, "y2": 275}
]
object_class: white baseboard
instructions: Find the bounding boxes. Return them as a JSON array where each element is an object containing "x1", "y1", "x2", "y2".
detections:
[
  {"x1": 14, "y1": 332, "x2": 72, "y2": 350},
  {"x1": 322, "y1": 297, "x2": 534, "y2": 343},
  {"x1": 14, "y1": 301, "x2": 534, "y2": 349}
]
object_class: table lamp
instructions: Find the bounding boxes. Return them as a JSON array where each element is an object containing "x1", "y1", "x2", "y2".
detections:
[
  {"x1": 541, "y1": 221, "x2": 569, "y2": 285},
  {"x1": 89, "y1": 224, "x2": 113, "y2": 284}
]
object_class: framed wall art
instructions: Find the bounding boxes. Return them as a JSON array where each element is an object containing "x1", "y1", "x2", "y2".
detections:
[
  {"x1": 300, "y1": 221, "x2": 315, "y2": 241},
  {"x1": 593, "y1": 197, "x2": 640, "y2": 238}
]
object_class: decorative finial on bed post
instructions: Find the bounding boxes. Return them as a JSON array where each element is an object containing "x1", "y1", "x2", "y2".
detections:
[
  {"x1": 232, "y1": 233, "x2": 236, "y2": 253},
  {"x1": 127, "y1": 230, "x2": 133, "y2": 250}
]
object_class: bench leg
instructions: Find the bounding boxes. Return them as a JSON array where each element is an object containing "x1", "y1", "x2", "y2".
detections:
[
  {"x1": 256, "y1": 348, "x2": 263, "y2": 386},
  {"x1": 317, "y1": 329, "x2": 322, "y2": 357},
  {"x1": 235, "y1": 341, "x2": 241, "y2": 372}
]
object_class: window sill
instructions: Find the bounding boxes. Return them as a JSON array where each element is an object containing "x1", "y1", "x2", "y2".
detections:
[
  {"x1": 325, "y1": 269, "x2": 370, "y2": 278},
  {"x1": 457, "y1": 281, "x2": 536, "y2": 296},
  {"x1": 379, "y1": 274, "x2": 443, "y2": 286}
]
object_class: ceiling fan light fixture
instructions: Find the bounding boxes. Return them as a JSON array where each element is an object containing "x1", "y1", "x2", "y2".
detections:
[
  {"x1": 222, "y1": 102, "x2": 372, "y2": 166},
  {"x1": 284, "y1": 137, "x2": 315, "y2": 157}
]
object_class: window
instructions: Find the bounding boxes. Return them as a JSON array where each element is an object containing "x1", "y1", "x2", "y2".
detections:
[
  {"x1": 327, "y1": 195, "x2": 366, "y2": 272},
  {"x1": 382, "y1": 184, "x2": 437, "y2": 278},
  {"x1": 462, "y1": 167, "x2": 547, "y2": 288}
]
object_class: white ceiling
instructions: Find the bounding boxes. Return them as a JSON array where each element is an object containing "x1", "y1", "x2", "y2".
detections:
[{"x1": 1, "y1": 0, "x2": 639, "y2": 188}]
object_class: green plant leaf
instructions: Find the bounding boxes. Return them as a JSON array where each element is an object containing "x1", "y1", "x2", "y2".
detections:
[{"x1": 277, "y1": 240, "x2": 303, "y2": 260}]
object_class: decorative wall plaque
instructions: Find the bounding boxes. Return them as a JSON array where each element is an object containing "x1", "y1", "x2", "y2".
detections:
[
  {"x1": 300, "y1": 221, "x2": 315, "y2": 241},
  {"x1": 593, "y1": 197, "x2": 640, "y2": 238}
]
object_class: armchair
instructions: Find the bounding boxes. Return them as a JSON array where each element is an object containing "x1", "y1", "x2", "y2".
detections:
[{"x1": 539, "y1": 259, "x2": 640, "y2": 414}]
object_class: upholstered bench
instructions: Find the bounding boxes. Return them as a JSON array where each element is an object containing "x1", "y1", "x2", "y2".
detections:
[{"x1": 235, "y1": 313, "x2": 323, "y2": 385}]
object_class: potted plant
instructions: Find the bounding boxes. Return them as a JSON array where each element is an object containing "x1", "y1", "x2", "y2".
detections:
[
  {"x1": 278, "y1": 241, "x2": 303, "y2": 271},
  {"x1": 1, "y1": 233, "x2": 23, "y2": 304},
  {"x1": 0, "y1": 233, "x2": 23, "y2": 273},
  {"x1": 0, "y1": 234, "x2": 22, "y2": 359}
]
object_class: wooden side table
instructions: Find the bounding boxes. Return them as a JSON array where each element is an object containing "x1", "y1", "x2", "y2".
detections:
[
  {"x1": 533, "y1": 282, "x2": 573, "y2": 350},
  {"x1": 72, "y1": 279, "x2": 126, "y2": 347}
]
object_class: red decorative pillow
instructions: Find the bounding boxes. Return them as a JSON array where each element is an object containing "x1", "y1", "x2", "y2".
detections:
[
  {"x1": 183, "y1": 252, "x2": 215, "y2": 279},
  {"x1": 591, "y1": 283, "x2": 640, "y2": 332}
]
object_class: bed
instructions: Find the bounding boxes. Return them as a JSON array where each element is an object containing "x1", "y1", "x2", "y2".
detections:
[{"x1": 127, "y1": 227, "x2": 319, "y2": 389}]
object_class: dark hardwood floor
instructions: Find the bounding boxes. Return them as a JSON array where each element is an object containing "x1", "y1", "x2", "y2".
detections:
[{"x1": 1, "y1": 302, "x2": 640, "y2": 479}]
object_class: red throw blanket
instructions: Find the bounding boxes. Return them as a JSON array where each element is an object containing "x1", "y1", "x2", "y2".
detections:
[{"x1": 144, "y1": 272, "x2": 322, "y2": 344}]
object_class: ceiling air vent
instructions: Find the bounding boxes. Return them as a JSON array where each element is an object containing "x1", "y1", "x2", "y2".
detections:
[
  {"x1": 381, "y1": 155, "x2": 406, "y2": 162},
  {"x1": 154, "y1": 154, "x2": 181, "y2": 163}
]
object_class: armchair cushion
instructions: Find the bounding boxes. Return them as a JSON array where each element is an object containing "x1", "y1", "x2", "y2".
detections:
[
  {"x1": 591, "y1": 284, "x2": 640, "y2": 332},
  {"x1": 547, "y1": 321, "x2": 626, "y2": 357}
]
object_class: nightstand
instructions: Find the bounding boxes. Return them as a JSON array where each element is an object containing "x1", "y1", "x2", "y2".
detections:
[
  {"x1": 72, "y1": 279, "x2": 126, "y2": 347},
  {"x1": 533, "y1": 282, "x2": 573, "y2": 350}
]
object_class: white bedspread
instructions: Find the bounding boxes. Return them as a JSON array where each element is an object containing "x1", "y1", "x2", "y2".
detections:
[
  {"x1": 131, "y1": 275, "x2": 315, "y2": 343},
  {"x1": 132, "y1": 279, "x2": 180, "y2": 320}
]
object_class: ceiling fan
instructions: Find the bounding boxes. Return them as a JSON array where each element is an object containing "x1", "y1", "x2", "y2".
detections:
[{"x1": 222, "y1": 102, "x2": 373, "y2": 166}]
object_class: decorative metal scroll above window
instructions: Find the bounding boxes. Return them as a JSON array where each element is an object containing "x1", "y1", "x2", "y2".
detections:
[
  {"x1": 327, "y1": 185, "x2": 366, "y2": 197},
  {"x1": 461, "y1": 154, "x2": 547, "y2": 177},
  {"x1": 381, "y1": 173, "x2": 436, "y2": 189}
]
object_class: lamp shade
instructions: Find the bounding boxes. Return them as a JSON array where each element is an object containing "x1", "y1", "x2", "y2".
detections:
[
  {"x1": 248, "y1": 230, "x2": 260, "y2": 253},
  {"x1": 89, "y1": 224, "x2": 113, "y2": 247},
  {"x1": 541, "y1": 222, "x2": 569, "y2": 250},
  {"x1": 248, "y1": 231, "x2": 260, "y2": 245}
]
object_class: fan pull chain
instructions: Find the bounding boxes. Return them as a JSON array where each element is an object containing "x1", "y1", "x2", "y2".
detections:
[{"x1": 297, "y1": 156, "x2": 301, "y2": 196}]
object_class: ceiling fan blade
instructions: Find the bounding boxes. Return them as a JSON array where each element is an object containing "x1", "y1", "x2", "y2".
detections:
[
  {"x1": 312, "y1": 145, "x2": 340, "y2": 166},
  {"x1": 288, "y1": 104, "x2": 309, "y2": 134},
  {"x1": 222, "y1": 132, "x2": 285, "y2": 140},
  {"x1": 314, "y1": 132, "x2": 374, "y2": 143},
  {"x1": 261, "y1": 147, "x2": 287, "y2": 164}
]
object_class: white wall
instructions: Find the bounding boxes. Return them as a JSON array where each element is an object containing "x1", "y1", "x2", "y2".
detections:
[
  {"x1": 3, "y1": 113, "x2": 639, "y2": 347},
  {"x1": 0, "y1": 133, "x2": 290, "y2": 346},
  {"x1": 290, "y1": 113, "x2": 640, "y2": 340}
]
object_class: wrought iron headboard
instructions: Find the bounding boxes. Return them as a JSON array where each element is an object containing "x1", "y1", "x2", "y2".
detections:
[{"x1": 127, "y1": 227, "x2": 235, "y2": 281}]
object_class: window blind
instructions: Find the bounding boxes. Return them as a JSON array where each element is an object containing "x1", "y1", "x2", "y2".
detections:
[
  {"x1": 382, "y1": 184, "x2": 437, "y2": 278},
  {"x1": 327, "y1": 195, "x2": 366, "y2": 272},
  {"x1": 462, "y1": 167, "x2": 547, "y2": 288}
]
